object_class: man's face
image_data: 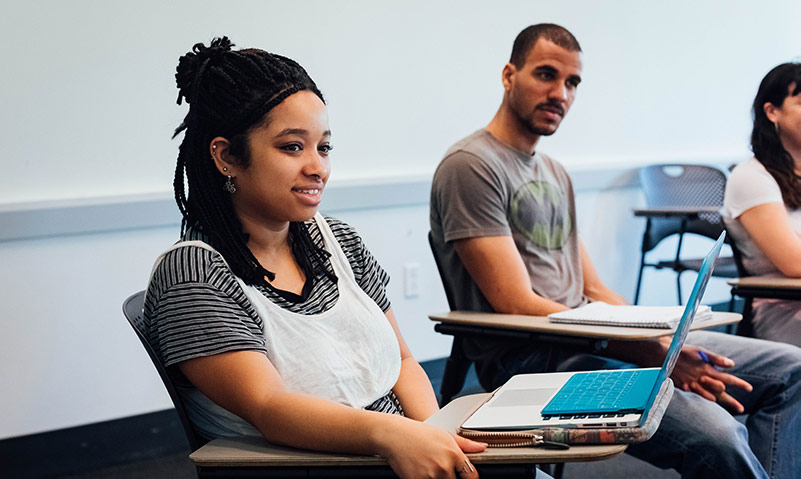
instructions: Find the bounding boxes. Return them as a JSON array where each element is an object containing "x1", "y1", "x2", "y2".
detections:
[{"x1": 503, "y1": 39, "x2": 583, "y2": 137}]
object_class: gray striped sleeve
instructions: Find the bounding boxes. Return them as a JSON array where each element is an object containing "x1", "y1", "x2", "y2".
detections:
[{"x1": 144, "y1": 245, "x2": 266, "y2": 368}]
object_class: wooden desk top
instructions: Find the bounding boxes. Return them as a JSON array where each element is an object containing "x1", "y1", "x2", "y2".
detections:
[
  {"x1": 728, "y1": 275, "x2": 801, "y2": 290},
  {"x1": 190, "y1": 394, "x2": 626, "y2": 468},
  {"x1": 429, "y1": 311, "x2": 741, "y2": 341}
]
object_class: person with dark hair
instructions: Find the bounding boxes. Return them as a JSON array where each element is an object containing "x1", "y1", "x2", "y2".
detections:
[
  {"x1": 723, "y1": 62, "x2": 801, "y2": 347},
  {"x1": 143, "y1": 37, "x2": 490, "y2": 479},
  {"x1": 430, "y1": 24, "x2": 801, "y2": 478}
]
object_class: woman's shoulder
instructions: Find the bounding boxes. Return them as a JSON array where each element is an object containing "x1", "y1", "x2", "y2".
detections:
[
  {"x1": 730, "y1": 157, "x2": 768, "y2": 177},
  {"x1": 310, "y1": 215, "x2": 364, "y2": 249},
  {"x1": 725, "y1": 158, "x2": 783, "y2": 217},
  {"x1": 728, "y1": 158, "x2": 780, "y2": 193},
  {"x1": 148, "y1": 240, "x2": 235, "y2": 299},
  {"x1": 321, "y1": 215, "x2": 359, "y2": 237}
]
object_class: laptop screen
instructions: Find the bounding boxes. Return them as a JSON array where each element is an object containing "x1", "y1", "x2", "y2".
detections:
[{"x1": 639, "y1": 232, "x2": 726, "y2": 424}]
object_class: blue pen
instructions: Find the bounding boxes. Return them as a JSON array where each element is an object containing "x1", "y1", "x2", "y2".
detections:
[{"x1": 698, "y1": 350, "x2": 719, "y2": 370}]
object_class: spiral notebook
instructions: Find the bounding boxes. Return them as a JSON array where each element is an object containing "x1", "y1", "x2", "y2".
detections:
[{"x1": 548, "y1": 302, "x2": 713, "y2": 329}]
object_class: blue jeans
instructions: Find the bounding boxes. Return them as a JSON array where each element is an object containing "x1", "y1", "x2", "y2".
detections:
[{"x1": 485, "y1": 331, "x2": 801, "y2": 479}]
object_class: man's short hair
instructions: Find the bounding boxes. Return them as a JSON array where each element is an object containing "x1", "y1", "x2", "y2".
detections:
[{"x1": 509, "y1": 24, "x2": 582, "y2": 68}]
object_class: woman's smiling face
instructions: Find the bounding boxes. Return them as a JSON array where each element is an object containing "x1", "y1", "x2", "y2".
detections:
[{"x1": 223, "y1": 90, "x2": 332, "y2": 230}]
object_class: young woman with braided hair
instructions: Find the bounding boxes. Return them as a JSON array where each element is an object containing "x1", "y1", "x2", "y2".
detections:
[
  {"x1": 723, "y1": 62, "x2": 801, "y2": 347},
  {"x1": 142, "y1": 37, "x2": 487, "y2": 479}
]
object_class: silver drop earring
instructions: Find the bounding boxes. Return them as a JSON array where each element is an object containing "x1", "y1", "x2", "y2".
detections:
[{"x1": 224, "y1": 175, "x2": 236, "y2": 194}]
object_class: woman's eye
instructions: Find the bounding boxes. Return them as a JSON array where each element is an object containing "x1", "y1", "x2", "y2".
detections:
[
  {"x1": 319, "y1": 144, "x2": 333, "y2": 154},
  {"x1": 281, "y1": 143, "x2": 302, "y2": 152}
]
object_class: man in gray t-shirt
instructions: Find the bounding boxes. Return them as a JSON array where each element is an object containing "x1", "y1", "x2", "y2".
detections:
[
  {"x1": 431, "y1": 129, "x2": 584, "y2": 312},
  {"x1": 430, "y1": 23, "x2": 801, "y2": 479}
]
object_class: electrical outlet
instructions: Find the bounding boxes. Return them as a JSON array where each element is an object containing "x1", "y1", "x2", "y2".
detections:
[{"x1": 403, "y1": 262, "x2": 420, "y2": 298}]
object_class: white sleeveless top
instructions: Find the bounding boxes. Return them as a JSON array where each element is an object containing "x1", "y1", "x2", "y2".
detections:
[{"x1": 148, "y1": 213, "x2": 401, "y2": 438}]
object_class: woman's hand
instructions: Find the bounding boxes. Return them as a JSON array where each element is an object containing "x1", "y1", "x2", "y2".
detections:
[
  {"x1": 670, "y1": 346, "x2": 753, "y2": 413},
  {"x1": 375, "y1": 416, "x2": 486, "y2": 479}
]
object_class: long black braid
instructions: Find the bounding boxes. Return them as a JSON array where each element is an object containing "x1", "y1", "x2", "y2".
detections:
[{"x1": 172, "y1": 37, "x2": 335, "y2": 286}]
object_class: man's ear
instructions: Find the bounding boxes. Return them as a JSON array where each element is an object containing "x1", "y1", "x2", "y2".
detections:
[
  {"x1": 209, "y1": 137, "x2": 237, "y2": 176},
  {"x1": 501, "y1": 63, "x2": 516, "y2": 92}
]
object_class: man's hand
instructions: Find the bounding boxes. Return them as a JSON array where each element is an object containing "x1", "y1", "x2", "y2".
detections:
[{"x1": 670, "y1": 346, "x2": 753, "y2": 413}]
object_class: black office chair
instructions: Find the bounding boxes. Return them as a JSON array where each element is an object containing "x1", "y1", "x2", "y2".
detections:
[
  {"x1": 123, "y1": 291, "x2": 207, "y2": 452},
  {"x1": 428, "y1": 232, "x2": 476, "y2": 407},
  {"x1": 724, "y1": 233, "x2": 757, "y2": 336},
  {"x1": 634, "y1": 164, "x2": 739, "y2": 305}
]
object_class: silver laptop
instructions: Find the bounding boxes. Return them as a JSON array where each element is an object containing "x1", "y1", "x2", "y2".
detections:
[{"x1": 462, "y1": 232, "x2": 725, "y2": 430}]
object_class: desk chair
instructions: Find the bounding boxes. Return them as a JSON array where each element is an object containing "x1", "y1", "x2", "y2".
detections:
[
  {"x1": 725, "y1": 233, "x2": 801, "y2": 337},
  {"x1": 634, "y1": 164, "x2": 738, "y2": 305},
  {"x1": 123, "y1": 291, "x2": 207, "y2": 452},
  {"x1": 428, "y1": 232, "x2": 476, "y2": 407}
]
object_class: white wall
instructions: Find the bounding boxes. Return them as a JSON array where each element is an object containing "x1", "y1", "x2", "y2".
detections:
[
  {"x1": 1, "y1": 0, "x2": 798, "y2": 439},
  {"x1": 1, "y1": 0, "x2": 799, "y2": 203}
]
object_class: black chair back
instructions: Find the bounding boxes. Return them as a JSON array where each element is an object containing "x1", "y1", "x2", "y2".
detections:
[
  {"x1": 123, "y1": 291, "x2": 207, "y2": 450},
  {"x1": 722, "y1": 232, "x2": 757, "y2": 337},
  {"x1": 639, "y1": 164, "x2": 727, "y2": 251},
  {"x1": 428, "y1": 232, "x2": 458, "y2": 311},
  {"x1": 427, "y1": 232, "x2": 476, "y2": 405},
  {"x1": 634, "y1": 164, "x2": 738, "y2": 305}
]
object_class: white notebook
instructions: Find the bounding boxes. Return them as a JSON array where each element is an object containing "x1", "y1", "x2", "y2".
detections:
[{"x1": 548, "y1": 302, "x2": 713, "y2": 329}]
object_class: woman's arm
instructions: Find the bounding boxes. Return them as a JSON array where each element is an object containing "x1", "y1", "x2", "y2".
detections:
[
  {"x1": 383, "y1": 308, "x2": 440, "y2": 420},
  {"x1": 179, "y1": 351, "x2": 484, "y2": 479},
  {"x1": 738, "y1": 202, "x2": 801, "y2": 276}
]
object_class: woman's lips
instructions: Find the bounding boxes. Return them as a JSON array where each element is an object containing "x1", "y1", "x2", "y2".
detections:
[{"x1": 292, "y1": 186, "x2": 323, "y2": 206}]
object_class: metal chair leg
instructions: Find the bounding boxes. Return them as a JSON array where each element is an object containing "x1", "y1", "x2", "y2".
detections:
[{"x1": 634, "y1": 251, "x2": 647, "y2": 305}]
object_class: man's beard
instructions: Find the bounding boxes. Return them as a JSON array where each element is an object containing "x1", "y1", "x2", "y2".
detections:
[
  {"x1": 512, "y1": 102, "x2": 561, "y2": 137},
  {"x1": 523, "y1": 118, "x2": 557, "y2": 137}
]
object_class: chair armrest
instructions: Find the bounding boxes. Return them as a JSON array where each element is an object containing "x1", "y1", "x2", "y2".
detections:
[
  {"x1": 632, "y1": 207, "x2": 720, "y2": 218},
  {"x1": 729, "y1": 276, "x2": 801, "y2": 301}
]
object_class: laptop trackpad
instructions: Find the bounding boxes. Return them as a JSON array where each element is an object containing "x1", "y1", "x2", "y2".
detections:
[{"x1": 490, "y1": 388, "x2": 558, "y2": 407}]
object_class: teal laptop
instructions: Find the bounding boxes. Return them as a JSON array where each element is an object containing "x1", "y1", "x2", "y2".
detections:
[
  {"x1": 540, "y1": 232, "x2": 725, "y2": 417},
  {"x1": 461, "y1": 232, "x2": 725, "y2": 430}
]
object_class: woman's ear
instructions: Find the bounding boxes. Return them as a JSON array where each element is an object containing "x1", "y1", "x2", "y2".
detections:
[
  {"x1": 763, "y1": 102, "x2": 780, "y2": 124},
  {"x1": 209, "y1": 137, "x2": 237, "y2": 176}
]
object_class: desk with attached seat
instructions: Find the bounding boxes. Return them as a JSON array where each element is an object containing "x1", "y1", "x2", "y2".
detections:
[
  {"x1": 430, "y1": 310, "x2": 741, "y2": 405},
  {"x1": 190, "y1": 393, "x2": 628, "y2": 478},
  {"x1": 728, "y1": 276, "x2": 801, "y2": 336}
]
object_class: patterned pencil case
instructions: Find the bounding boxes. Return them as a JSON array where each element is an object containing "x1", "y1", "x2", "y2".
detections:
[{"x1": 458, "y1": 379, "x2": 673, "y2": 448}]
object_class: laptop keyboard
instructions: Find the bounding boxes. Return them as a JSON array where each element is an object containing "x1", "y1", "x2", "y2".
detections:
[{"x1": 542, "y1": 370, "x2": 647, "y2": 418}]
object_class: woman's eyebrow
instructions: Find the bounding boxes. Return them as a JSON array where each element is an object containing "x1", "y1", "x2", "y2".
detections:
[
  {"x1": 275, "y1": 128, "x2": 308, "y2": 138},
  {"x1": 275, "y1": 128, "x2": 332, "y2": 138}
]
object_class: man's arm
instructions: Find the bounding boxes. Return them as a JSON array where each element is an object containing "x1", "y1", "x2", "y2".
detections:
[{"x1": 453, "y1": 235, "x2": 570, "y2": 315}]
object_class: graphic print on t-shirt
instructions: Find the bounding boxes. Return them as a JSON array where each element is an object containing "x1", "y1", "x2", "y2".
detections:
[{"x1": 510, "y1": 180, "x2": 573, "y2": 250}]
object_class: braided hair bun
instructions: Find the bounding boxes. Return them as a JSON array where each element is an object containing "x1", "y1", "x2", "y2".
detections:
[{"x1": 175, "y1": 36, "x2": 234, "y2": 106}]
